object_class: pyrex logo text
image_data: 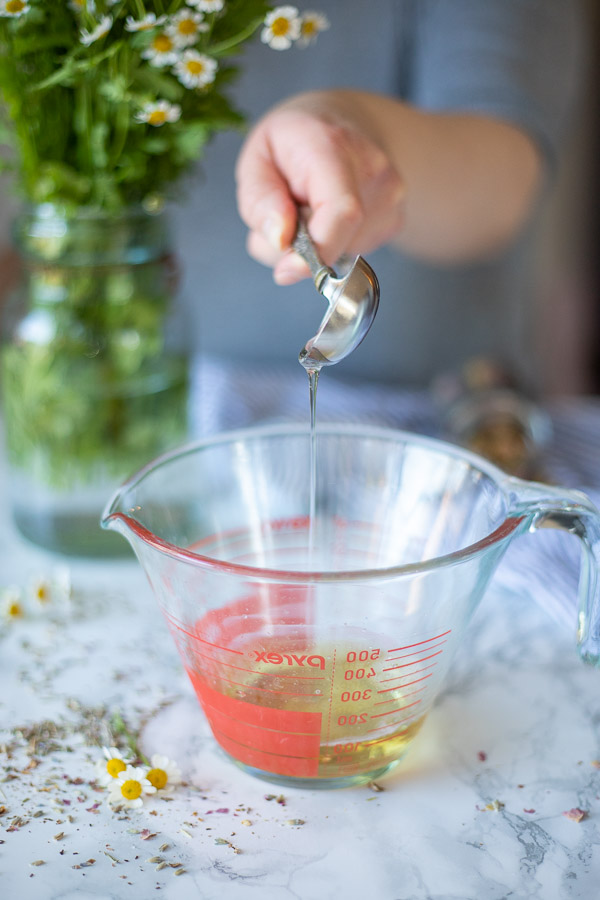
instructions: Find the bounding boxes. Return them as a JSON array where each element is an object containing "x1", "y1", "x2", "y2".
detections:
[{"x1": 250, "y1": 650, "x2": 326, "y2": 671}]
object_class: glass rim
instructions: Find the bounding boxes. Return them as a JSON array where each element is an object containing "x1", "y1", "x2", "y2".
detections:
[{"x1": 102, "y1": 421, "x2": 524, "y2": 582}]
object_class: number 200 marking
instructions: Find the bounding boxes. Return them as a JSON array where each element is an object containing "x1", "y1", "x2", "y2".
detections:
[{"x1": 337, "y1": 713, "x2": 368, "y2": 726}]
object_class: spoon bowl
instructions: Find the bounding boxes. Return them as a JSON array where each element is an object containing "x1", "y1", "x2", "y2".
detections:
[{"x1": 292, "y1": 218, "x2": 380, "y2": 367}]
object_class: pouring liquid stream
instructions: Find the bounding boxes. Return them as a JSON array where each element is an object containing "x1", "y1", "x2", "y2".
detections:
[{"x1": 300, "y1": 357, "x2": 322, "y2": 566}]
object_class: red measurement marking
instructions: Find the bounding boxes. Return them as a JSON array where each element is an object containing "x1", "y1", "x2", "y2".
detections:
[
  {"x1": 382, "y1": 650, "x2": 444, "y2": 672},
  {"x1": 377, "y1": 673, "x2": 433, "y2": 691},
  {"x1": 387, "y1": 630, "x2": 451, "y2": 654},
  {"x1": 379, "y1": 663, "x2": 439, "y2": 684},
  {"x1": 191, "y1": 648, "x2": 325, "y2": 680},
  {"x1": 213, "y1": 729, "x2": 320, "y2": 779},
  {"x1": 209, "y1": 671, "x2": 322, "y2": 698},
  {"x1": 187, "y1": 669, "x2": 321, "y2": 777},
  {"x1": 373, "y1": 685, "x2": 427, "y2": 706},
  {"x1": 325, "y1": 648, "x2": 337, "y2": 748},
  {"x1": 386, "y1": 640, "x2": 447, "y2": 662},
  {"x1": 365, "y1": 727, "x2": 413, "y2": 747},
  {"x1": 163, "y1": 610, "x2": 244, "y2": 656},
  {"x1": 364, "y1": 712, "x2": 421, "y2": 735},
  {"x1": 370, "y1": 699, "x2": 422, "y2": 720}
]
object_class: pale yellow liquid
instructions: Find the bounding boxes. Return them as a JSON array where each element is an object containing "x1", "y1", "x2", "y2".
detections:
[{"x1": 215, "y1": 641, "x2": 428, "y2": 780}]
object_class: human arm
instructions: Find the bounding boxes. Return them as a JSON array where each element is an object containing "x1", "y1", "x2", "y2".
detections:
[{"x1": 235, "y1": 88, "x2": 543, "y2": 284}]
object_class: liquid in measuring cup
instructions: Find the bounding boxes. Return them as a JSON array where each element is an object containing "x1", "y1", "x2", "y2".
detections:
[{"x1": 170, "y1": 607, "x2": 451, "y2": 787}]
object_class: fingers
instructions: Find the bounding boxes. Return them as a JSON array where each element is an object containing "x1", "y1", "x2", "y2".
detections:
[
  {"x1": 235, "y1": 126, "x2": 298, "y2": 254},
  {"x1": 235, "y1": 98, "x2": 405, "y2": 283}
]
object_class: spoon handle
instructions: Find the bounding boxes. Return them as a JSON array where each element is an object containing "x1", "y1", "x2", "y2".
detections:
[{"x1": 292, "y1": 215, "x2": 336, "y2": 293}]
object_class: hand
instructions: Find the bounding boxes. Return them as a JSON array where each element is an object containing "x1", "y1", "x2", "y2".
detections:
[{"x1": 235, "y1": 91, "x2": 405, "y2": 284}]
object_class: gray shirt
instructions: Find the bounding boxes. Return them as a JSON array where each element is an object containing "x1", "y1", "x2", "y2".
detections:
[{"x1": 170, "y1": 0, "x2": 583, "y2": 388}]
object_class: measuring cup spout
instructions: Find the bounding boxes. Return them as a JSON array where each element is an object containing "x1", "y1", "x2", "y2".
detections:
[
  {"x1": 101, "y1": 483, "x2": 145, "y2": 551},
  {"x1": 505, "y1": 477, "x2": 600, "y2": 667}
]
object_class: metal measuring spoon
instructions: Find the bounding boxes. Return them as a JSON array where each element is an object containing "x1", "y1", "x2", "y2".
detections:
[{"x1": 292, "y1": 215, "x2": 380, "y2": 367}]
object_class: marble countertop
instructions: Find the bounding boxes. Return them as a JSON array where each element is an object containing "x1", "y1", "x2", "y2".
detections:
[
  {"x1": 1, "y1": 507, "x2": 599, "y2": 899},
  {"x1": 1, "y1": 382, "x2": 600, "y2": 900}
]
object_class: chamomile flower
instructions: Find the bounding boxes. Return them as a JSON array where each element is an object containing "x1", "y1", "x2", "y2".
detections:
[
  {"x1": 189, "y1": 0, "x2": 224, "y2": 12},
  {"x1": 145, "y1": 754, "x2": 182, "y2": 793},
  {"x1": 96, "y1": 746, "x2": 133, "y2": 786},
  {"x1": 173, "y1": 49, "x2": 217, "y2": 88},
  {"x1": 125, "y1": 13, "x2": 166, "y2": 33},
  {"x1": 29, "y1": 574, "x2": 52, "y2": 607},
  {"x1": 135, "y1": 100, "x2": 181, "y2": 126},
  {"x1": 167, "y1": 9, "x2": 209, "y2": 48},
  {"x1": 141, "y1": 31, "x2": 179, "y2": 67},
  {"x1": 261, "y1": 6, "x2": 301, "y2": 50},
  {"x1": 27, "y1": 566, "x2": 72, "y2": 610},
  {"x1": 1, "y1": 586, "x2": 24, "y2": 621},
  {"x1": 80, "y1": 15, "x2": 112, "y2": 46},
  {"x1": 107, "y1": 765, "x2": 157, "y2": 809},
  {"x1": 297, "y1": 11, "x2": 329, "y2": 47},
  {"x1": 0, "y1": 0, "x2": 29, "y2": 16}
]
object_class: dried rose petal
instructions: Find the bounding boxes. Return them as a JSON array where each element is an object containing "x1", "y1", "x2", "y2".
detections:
[
  {"x1": 562, "y1": 808, "x2": 588, "y2": 822},
  {"x1": 523, "y1": 808, "x2": 536, "y2": 814},
  {"x1": 477, "y1": 751, "x2": 487, "y2": 762}
]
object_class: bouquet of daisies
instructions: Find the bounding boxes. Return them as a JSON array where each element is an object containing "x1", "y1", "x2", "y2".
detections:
[{"x1": 0, "y1": 1, "x2": 329, "y2": 211}]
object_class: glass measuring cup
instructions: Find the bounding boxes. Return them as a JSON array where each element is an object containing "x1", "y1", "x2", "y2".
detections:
[{"x1": 102, "y1": 424, "x2": 600, "y2": 789}]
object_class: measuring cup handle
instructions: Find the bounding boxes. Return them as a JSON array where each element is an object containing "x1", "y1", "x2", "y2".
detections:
[{"x1": 509, "y1": 479, "x2": 600, "y2": 666}]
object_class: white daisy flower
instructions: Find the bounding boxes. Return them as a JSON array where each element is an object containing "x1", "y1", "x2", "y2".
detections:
[
  {"x1": 135, "y1": 100, "x2": 181, "y2": 127},
  {"x1": 0, "y1": 0, "x2": 29, "y2": 16},
  {"x1": 173, "y1": 49, "x2": 217, "y2": 88},
  {"x1": 297, "y1": 11, "x2": 329, "y2": 47},
  {"x1": 26, "y1": 566, "x2": 72, "y2": 610},
  {"x1": 1, "y1": 586, "x2": 24, "y2": 621},
  {"x1": 167, "y1": 9, "x2": 209, "y2": 48},
  {"x1": 107, "y1": 765, "x2": 157, "y2": 809},
  {"x1": 145, "y1": 754, "x2": 182, "y2": 793},
  {"x1": 188, "y1": 0, "x2": 224, "y2": 12},
  {"x1": 80, "y1": 15, "x2": 112, "y2": 46},
  {"x1": 125, "y1": 13, "x2": 166, "y2": 33},
  {"x1": 261, "y1": 6, "x2": 301, "y2": 50},
  {"x1": 28, "y1": 574, "x2": 53, "y2": 607},
  {"x1": 96, "y1": 746, "x2": 133, "y2": 786},
  {"x1": 141, "y1": 31, "x2": 179, "y2": 68}
]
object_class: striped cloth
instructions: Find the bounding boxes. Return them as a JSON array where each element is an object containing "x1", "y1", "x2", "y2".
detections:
[{"x1": 190, "y1": 355, "x2": 600, "y2": 631}]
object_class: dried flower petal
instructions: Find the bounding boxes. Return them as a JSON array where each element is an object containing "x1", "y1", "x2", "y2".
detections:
[{"x1": 562, "y1": 808, "x2": 588, "y2": 822}]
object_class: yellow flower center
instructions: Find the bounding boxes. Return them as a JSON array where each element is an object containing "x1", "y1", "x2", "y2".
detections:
[
  {"x1": 186, "y1": 59, "x2": 205, "y2": 75},
  {"x1": 153, "y1": 34, "x2": 173, "y2": 53},
  {"x1": 271, "y1": 17, "x2": 291, "y2": 37},
  {"x1": 7, "y1": 601, "x2": 23, "y2": 618},
  {"x1": 146, "y1": 767, "x2": 168, "y2": 790},
  {"x1": 148, "y1": 110, "x2": 167, "y2": 125},
  {"x1": 178, "y1": 18, "x2": 197, "y2": 35},
  {"x1": 35, "y1": 585, "x2": 49, "y2": 603},
  {"x1": 301, "y1": 20, "x2": 317, "y2": 37},
  {"x1": 120, "y1": 779, "x2": 143, "y2": 800},
  {"x1": 6, "y1": 0, "x2": 26, "y2": 12},
  {"x1": 106, "y1": 758, "x2": 127, "y2": 778}
]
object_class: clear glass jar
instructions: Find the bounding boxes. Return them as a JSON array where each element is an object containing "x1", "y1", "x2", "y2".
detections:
[{"x1": 1, "y1": 203, "x2": 190, "y2": 556}]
